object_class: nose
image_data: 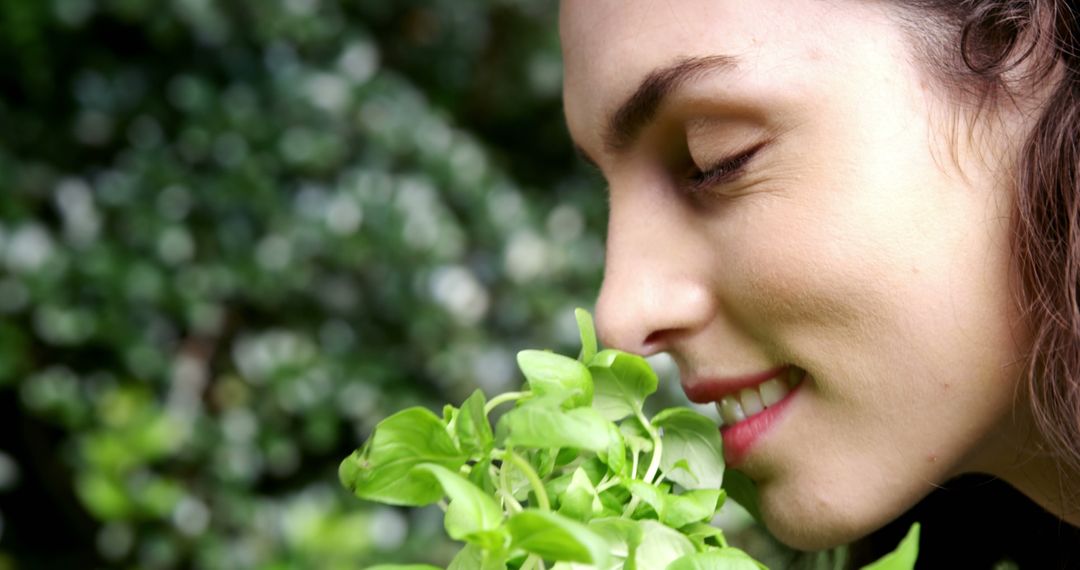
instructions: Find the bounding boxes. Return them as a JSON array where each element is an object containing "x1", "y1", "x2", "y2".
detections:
[{"x1": 594, "y1": 187, "x2": 717, "y2": 356}]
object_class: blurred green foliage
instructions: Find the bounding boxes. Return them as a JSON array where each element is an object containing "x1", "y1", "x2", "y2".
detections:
[{"x1": 0, "y1": 0, "x2": 612, "y2": 567}]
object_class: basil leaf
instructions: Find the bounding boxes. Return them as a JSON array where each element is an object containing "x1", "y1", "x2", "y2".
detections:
[
  {"x1": 413, "y1": 463, "x2": 505, "y2": 543},
  {"x1": 680, "y1": 522, "x2": 728, "y2": 549},
  {"x1": 555, "y1": 446, "x2": 582, "y2": 467},
  {"x1": 339, "y1": 407, "x2": 465, "y2": 506},
  {"x1": 589, "y1": 350, "x2": 658, "y2": 421},
  {"x1": 862, "y1": 523, "x2": 920, "y2": 570},
  {"x1": 662, "y1": 489, "x2": 724, "y2": 529},
  {"x1": 620, "y1": 419, "x2": 655, "y2": 454},
  {"x1": 598, "y1": 484, "x2": 632, "y2": 517},
  {"x1": 626, "y1": 480, "x2": 667, "y2": 520},
  {"x1": 599, "y1": 421, "x2": 627, "y2": 476},
  {"x1": 721, "y1": 469, "x2": 761, "y2": 523},
  {"x1": 366, "y1": 565, "x2": 442, "y2": 570},
  {"x1": 532, "y1": 448, "x2": 558, "y2": 479},
  {"x1": 665, "y1": 549, "x2": 766, "y2": 570},
  {"x1": 517, "y1": 349, "x2": 593, "y2": 409},
  {"x1": 456, "y1": 389, "x2": 494, "y2": 457},
  {"x1": 628, "y1": 480, "x2": 721, "y2": 528},
  {"x1": 575, "y1": 308, "x2": 598, "y2": 364},
  {"x1": 549, "y1": 563, "x2": 594, "y2": 570},
  {"x1": 468, "y1": 457, "x2": 496, "y2": 496},
  {"x1": 447, "y1": 542, "x2": 508, "y2": 570},
  {"x1": 507, "y1": 509, "x2": 611, "y2": 566},
  {"x1": 633, "y1": 520, "x2": 696, "y2": 569},
  {"x1": 652, "y1": 407, "x2": 724, "y2": 490},
  {"x1": 502, "y1": 402, "x2": 612, "y2": 452},
  {"x1": 557, "y1": 467, "x2": 601, "y2": 521},
  {"x1": 588, "y1": 517, "x2": 643, "y2": 563}
]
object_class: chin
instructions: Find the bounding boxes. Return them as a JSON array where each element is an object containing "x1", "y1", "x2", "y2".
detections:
[{"x1": 756, "y1": 485, "x2": 888, "y2": 551}]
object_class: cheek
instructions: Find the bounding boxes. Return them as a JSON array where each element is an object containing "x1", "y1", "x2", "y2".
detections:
[
  {"x1": 714, "y1": 199, "x2": 897, "y2": 355},
  {"x1": 714, "y1": 170, "x2": 1020, "y2": 408}
]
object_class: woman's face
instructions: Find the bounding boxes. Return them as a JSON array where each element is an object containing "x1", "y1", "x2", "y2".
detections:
[{"x1": 561, "y1": 0, "x2": 1033, "y2": 549}]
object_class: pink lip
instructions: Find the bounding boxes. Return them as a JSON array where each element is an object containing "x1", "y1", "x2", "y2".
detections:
[
  {"x1": 681, "y1": 365, "x2": 790, "y2": 403},
  {"x1": 720, "y1": 376, "x2": 804, "y2": 467}
]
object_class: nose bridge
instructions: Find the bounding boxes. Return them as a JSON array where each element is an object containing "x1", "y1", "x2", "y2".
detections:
[{"x1": 595, "y1": 186, "x2": 716, "y2": 355}]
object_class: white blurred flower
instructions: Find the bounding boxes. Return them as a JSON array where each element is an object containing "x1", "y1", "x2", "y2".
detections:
[
  {"x1": 5, "y1": 223, "x2": 54, "y2": 273},
  {"x1": 429, "y1": 265, "x2": 489, "y2": 325}
]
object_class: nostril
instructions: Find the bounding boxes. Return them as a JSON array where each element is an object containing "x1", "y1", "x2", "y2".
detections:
[
  {"x1": 643, "y1": 330, "x2": 665, "y2": 347},
  {"x1": 642, "y1": 328, "x2": 680, "y2": 353}
]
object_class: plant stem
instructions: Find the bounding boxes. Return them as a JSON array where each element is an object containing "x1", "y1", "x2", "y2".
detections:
[
  {"x1": 497, "y1": 451, "x2": 525, "y2": 513},
  {"x1": 484, "y1": 391, "x2": 528, "y2": 415},
  {"x1": 499, "y1": 488, "x2": 523, "y2": 513},
  {"x1": 637, "y1": 409, "x2": 663, "y2": 485},
  {"x1": 596, "y1": 476, "x2": 622, "y2": 493},
  {"x1": 507, "y1": 450, "x2": 551, "y2": 511},
  {"x1": 622, "y1": 495, "x2": 641, "y2": 519},
  {"x1": 622, "y1": 411, "x2": 664, "y2": 518}
]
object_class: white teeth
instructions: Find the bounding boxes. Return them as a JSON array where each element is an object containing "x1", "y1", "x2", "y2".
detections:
[
  {"x1": 714, "y1": 367, "x2": 805, "y2": 427},
  {"x1": 718, "y1": 396, "x2": 746, "y2": 426},
  {"x1": 759, "y1": 378, "x2": 790, "y2": 407},
  {"x1": 738, "y1": 388, "x2": 763, "y2": 416}
]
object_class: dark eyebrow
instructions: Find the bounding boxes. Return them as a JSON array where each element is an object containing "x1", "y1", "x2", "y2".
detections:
[{"x1": 604, "y1": 54, "x2": 739, "y2": 154}]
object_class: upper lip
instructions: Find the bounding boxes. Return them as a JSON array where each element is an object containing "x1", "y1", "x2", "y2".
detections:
[{"x1": 682, "y1": 364, "x2": 791, "y2": 403}]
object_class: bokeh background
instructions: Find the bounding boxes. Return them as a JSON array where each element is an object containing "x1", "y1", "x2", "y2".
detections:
[
  {"x1": 0, "y1": 1, "x2": 701, "y2": 568},
  {"x1": 6, "y1": 1, "x2": 1080, "y2": 569}
]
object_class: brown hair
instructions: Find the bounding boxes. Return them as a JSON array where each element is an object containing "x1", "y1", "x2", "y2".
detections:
[{"x1": 893, "y1": 0, "x2": 1080, "y2": 507}]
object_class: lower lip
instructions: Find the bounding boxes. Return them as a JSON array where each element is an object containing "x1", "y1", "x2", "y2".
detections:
[{"x1": 720, "y1": 373, "x2": 805, "y2": 467}]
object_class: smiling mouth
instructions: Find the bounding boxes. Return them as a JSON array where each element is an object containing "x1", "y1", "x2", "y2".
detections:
[{"x1": 716, "y1": 366, "x2": 806, "y2": 427}]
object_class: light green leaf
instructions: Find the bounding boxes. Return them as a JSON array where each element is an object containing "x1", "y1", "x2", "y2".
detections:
[
  {"x1": 469, "y1": 457, "x2": 496, "y2": 495},
  {"x1": 681, "y1": 522, "x2": 728, "y2": 549},
  {"x1": 620, "y1": 420, "x2": 654, "y2": 454},
  {"x1": 575, "y1": 308, "x2": 598, "y2": 364},
  {"x1": 517, "y1": 349, "x2": 593, "y2": 408},
  {"x1": 862, "y1": 523, "x2": 920, "y2": 570},
  {"x1": 447, "y1": 542, "x2": 508, "y2": 570},
  {"x1": 413, "y1": 463, "x2": 505, "y2": 542},
  {"x1": 599, "y1": 422, "x2": 627, "y2": 476},
  {"x1": 556, "y1": 446, "x2": 582, "y2": 467},
  {"x1": 456, "y1": 389, "x2": 494, "y2": 457},
  {"x1": 558, "y1": 467, "x2": 601, "y2": 521},
  {"x1": 624, "y1": 482, "x2": 719, "y2": 528},
  {"x1": 532, "y1": 448, "x2": 558, "y2": 479},
  {"x1": 662, "y1": 489, "x2": 724, "y2": 528},
  {"x1": 550, "y1": 563, "x2": 595, "y2": 570},
  {"x1": 589, "y1": 517, "x2": 643, "y2": 564},
  {"x1": 366, "y1": 565, "x2": 442, "y2": 570},
  {"x1": 598, "y1": 484, "x2": 633, "y2": 518},
  {"x1": 339, "y1": 407, "x2": 466, "y2": 506},
  {"x1": 652, "y1": 408, "x2": 724, "y2": 490},
  {"x1": 589, "y1": 350, "x2": 658, "y2": 421},
  {"x1": 633, "y1": 520, "x2": 696, "y2": 569},
  {"x1": 508, "y1": 509, "x2": 612, "y2": 566},
  {"x1": 502, "y1": 402, "x2": 612, "y2": 452},
  {"x1": 665, "y1": 549, "x2": 766, "y2": 570},
  {"x1": 626, "y1": 480, "x2": 666, "y2": 519}
]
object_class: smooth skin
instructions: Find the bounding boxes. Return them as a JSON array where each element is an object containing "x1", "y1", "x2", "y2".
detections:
[{"x1": 561, "y1": 0, "x2": 1068, "y2": 549}]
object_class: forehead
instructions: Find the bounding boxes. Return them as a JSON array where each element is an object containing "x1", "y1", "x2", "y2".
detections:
[{"x1": 559, "y1": 0, "x2": 899, "y2": 150}]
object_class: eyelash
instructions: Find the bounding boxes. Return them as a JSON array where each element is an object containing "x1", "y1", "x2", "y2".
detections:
[{"x1": 683, "y1": 142, "x2": 765, "y2": 195}]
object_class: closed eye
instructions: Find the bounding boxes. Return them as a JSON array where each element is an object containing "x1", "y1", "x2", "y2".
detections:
[{"x1": 683, "y1": 141, "x2": 767, "y2": 195}]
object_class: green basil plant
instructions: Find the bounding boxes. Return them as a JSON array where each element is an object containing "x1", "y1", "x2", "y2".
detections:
[{"x1": 340, "y1": 309, "x2": 919, "y2": 569}]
